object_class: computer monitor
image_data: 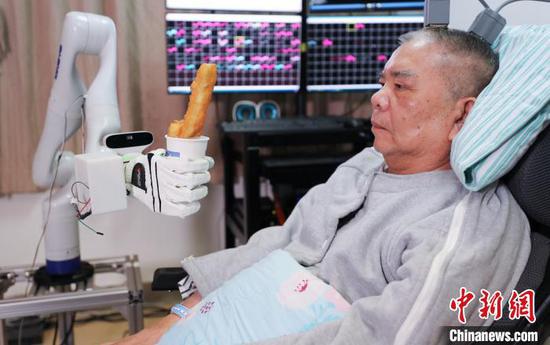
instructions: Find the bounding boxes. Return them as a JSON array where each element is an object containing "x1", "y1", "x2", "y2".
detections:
[
  {"x1": 306, "y1": 15, "x2": 423, "y2": 92},
  {"x1": 166, "y1": 0, "x2": 302, "y2": 13},
  {"x1": 309, "y1": 0, "x2": 424, "y2": 12},
  {"x1": 166, "y1": 13, "x2": 302, "y2": 93}
]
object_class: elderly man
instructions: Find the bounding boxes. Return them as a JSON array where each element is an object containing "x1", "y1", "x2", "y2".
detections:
[{"x1": 118, "y1": 27, "x2": 530, "y2": 345}]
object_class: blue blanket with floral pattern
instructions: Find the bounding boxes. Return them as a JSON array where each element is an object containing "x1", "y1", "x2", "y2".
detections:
[{"x1": 158, "y1": 249, "x2": 350, "y2": 344}]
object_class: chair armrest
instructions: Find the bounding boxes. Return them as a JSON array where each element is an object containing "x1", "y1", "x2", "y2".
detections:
[{"x1": 151, "y1": 267, "x2": 188, "y2": 291}]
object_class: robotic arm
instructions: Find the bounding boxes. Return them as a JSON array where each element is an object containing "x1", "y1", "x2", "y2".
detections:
[
  {"x1": 32, "y1": 12, "x2": 213, "y2": 276},
  {"x1": 33, "y1": 12, "x2": 119, "y2": 189}
]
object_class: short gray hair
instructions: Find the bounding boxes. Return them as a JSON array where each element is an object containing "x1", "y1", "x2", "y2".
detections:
[{"x1": 398, "y1": 27, "x2": 499, "y2": 99}]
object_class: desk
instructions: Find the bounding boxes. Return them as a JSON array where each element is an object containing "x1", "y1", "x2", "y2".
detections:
[
  {"x1": 0, "y1": 255, "x2": 143, "y2": 345},
  {"x1": 220, "y1": 116, "x2": 373, "y2": 247}
]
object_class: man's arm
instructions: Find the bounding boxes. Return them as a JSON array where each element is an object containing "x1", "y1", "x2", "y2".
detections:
[{"x1": 111, "y1": 292, "x2": 202, "y2": 345}]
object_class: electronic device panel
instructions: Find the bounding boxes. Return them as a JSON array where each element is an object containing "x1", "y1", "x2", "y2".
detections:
[
  {"x1": 306, "y1": 16, "x2": 423, "y2": 92},
  {"x1": 309, "y1": 0, "x2": 424, "y2": 12},
  {"x1": 166, "y1": 13, "x2": 302, "y2": 93}
]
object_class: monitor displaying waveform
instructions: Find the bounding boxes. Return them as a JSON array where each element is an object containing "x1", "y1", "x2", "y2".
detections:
[
  {"x1": 309, "y1": 0, "x2": 424, "y2": 12},
  {"x1": 306, "y1": 16, "x2": 423, "y2": 92},
  {"x1": 166, "y1": 0, "x2": 302, "y2": 13},
  {"x1": 166, "y1": 13, "x2": 302, "y2": 93}
]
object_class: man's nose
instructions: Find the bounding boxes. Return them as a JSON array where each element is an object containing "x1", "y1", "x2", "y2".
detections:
[{"x1": 371, "y1": 88, "x2": 389, "y2": 111}]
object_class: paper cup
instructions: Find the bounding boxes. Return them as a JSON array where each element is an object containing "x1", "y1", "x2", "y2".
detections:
[{"x1": 165, "y1": 135, "x2": 209, "y2": 159}]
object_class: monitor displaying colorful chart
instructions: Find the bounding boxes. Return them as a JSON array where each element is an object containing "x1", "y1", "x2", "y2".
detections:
[
  {"x1": 166, "y1": 13, "x2": 302, "y2": 93},
  {"x1": 306, "y1": 15, "x2": 423, "y2": 92}
]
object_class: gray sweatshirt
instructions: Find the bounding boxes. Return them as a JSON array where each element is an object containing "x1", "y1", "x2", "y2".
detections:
[{"x1": 181, "y1": 148, "x2": 531, "y2": 345}]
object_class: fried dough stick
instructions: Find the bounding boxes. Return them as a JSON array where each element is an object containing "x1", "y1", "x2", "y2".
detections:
[{"x1": 168, "y1": 64, "x2": 217, "y2": 138}]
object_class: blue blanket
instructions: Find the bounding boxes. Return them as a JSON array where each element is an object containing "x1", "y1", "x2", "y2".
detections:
[{"x1": 158, "y1": 250, "x2": 350, "y2": 344}]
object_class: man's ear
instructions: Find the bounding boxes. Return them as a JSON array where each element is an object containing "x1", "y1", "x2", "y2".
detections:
[{"x1": 448, "y1": 97, "x2": 476, "y2": 141}]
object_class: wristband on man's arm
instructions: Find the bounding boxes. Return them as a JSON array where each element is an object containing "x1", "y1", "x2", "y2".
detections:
[{"x1": 170, "y1": 303, "x2": 191, "y2": 319}]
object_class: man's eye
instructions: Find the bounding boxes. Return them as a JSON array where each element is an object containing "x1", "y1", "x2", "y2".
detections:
[{"x1": 395, "y1": 83, "x2": 403, "y2": 90}]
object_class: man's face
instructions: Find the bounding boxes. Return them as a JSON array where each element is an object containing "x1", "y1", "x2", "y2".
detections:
[{"x1": 371, "y1": 39, "x2": 457, "y2": 171}]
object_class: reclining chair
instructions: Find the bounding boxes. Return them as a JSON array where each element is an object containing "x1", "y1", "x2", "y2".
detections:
[{"x1": 489, "y1": 125, "x2": 550, "y2": 343}]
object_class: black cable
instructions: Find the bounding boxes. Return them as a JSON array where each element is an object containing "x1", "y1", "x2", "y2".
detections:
[
  {"x1": 70, "y1": 181, "x2": 90, "y2": 204},
  {"x1": 78, "y1": 210, "x2": 92, "y2": 220},
  {"x1": 477, "y1": 0, "x2": 491, "y2": 9},
  {"x1": 52, "y1": 314, "x2": 58, "y2": 345},
  {"x1": 78, "y1": 219, "x2": 104, "y2": 235},
  {"x1": 17, "y1": 318, "x2": 24, "y2": 345},
  {"x1": 33, "y1": 283, "x2": 40, "y2": 296},
  {"x1": 59, "y1": 313, "x2": 75, "y2": 345},
  {"x1": 496, "y1": 0, "x2": 550, "y2": 12}
]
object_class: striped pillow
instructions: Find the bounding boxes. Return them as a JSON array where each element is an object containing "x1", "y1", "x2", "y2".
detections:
[{"x1": 451, "y1": 25, "x2": 550, "y2": 191}]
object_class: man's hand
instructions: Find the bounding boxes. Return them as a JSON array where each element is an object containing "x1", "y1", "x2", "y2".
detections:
[
  {"x1": 106, "y1": 314, "x2": 179, "y2": 345},
  {"x1": 124, "y1": 149, "x2": 214, "y2": 218},
  {"x1": 108, "y1": 292, "x2": 203, "y2": 345}
]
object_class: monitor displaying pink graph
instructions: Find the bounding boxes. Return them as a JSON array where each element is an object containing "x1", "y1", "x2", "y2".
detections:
[
  {"x1": 306, "y1": 16, "x2": 423, "y2": 91},
  {"x1": 166, "y1": 13, "x2": 302, "y2": 93}
]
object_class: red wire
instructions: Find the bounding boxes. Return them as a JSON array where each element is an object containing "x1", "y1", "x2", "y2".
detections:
[{"x1": 79, "y1": 199, "x2": 91, "y2": 215}]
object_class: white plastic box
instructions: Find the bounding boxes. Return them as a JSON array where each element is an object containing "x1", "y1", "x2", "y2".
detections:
[{"x1": 74, "y1": 151, "x2": 127, "y2": 215}]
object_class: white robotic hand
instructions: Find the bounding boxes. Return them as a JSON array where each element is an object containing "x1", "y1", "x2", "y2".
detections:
[{"x1": 124, "y1": 149, "x2": 214, "y2": 218}]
